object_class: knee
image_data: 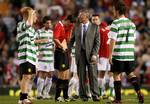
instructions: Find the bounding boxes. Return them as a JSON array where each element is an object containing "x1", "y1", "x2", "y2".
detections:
[
  {"x1": 113, "y1": 73, "x2": 121, "y2": 81},
  {"x1": 99, "y1": 71, "x2": 105, "y2": 78},
  {"x1": 22, "y1": 75, "x2": 32, "y2": 81},
  {"x1": 127, "y1": 72, "x2": 136, "y2": 79}
]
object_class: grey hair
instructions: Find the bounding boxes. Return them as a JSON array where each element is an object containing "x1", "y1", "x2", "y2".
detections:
[{"x1": 79, "y1": 9, "x2": 90, "y2": 18}]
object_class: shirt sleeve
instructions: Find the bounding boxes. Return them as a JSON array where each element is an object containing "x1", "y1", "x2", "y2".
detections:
[
  {"x1": 53, "y1": 23, "x2": 61, "y2": 39},
  {"x1": 17, "y1": 22, "x2": 30, "y2": 32},
  {"x1": 108, "y1": 22, "x2": 118, "y2": 41},
  {"x1": 16, "y1": 22, "x2": 30, "y2": 42}
]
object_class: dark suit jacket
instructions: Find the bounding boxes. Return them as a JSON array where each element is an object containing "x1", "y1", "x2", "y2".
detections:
[{"x1": 69, "y1": 22, "x2": 100, "y2": 63}]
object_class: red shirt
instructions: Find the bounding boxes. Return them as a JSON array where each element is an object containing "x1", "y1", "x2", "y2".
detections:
[
  {"x1": 53, "y1": 21, "x2": 68, "y2": 46},
  {"x1": 98, "y1": 21, "x2": 110, "y2": 58},
  {"x1": 64, "y1": 23, "x2": 74, "y2": 42}
]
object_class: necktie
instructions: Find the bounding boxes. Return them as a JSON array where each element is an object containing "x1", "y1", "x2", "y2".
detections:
[{"x1": 82, "y1": 24, "x2": 86, "y2": 49}]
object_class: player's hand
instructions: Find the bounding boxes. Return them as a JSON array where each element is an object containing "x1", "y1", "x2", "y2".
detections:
[
  {"x1": 109, "y1": 56, "x2": 113, "y2": 64},
  {"x1": 61, "y1": 39, "x2": 68, "y2": 51},
  {"x1": 42, "y1": 39, "x2": 49, "y2": 43},
  {"x1": 27, "y1": 10, "x2": 36, "y2": 26}
]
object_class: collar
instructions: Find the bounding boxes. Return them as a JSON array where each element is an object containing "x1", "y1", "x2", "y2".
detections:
[
  {"x1": 81, "y1": 21, "x2": 89, "y2": 28},
  {"x1": 59, "y1": 21, "x2": 63, "y2": 26}
]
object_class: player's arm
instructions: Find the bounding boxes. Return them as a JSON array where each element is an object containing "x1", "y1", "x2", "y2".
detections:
[
  {"x1": 34, "y1": 30, "x2": 49, "y2": 44},
  {"x1": 109, "y1": 39, "x2": 116, "y2": 64},
  {"x1": 34, "y1": 39, "x2": 49, "y2": 44},
  {"x1": 108, "y1": 22, "x2": 118, "y2": 64},
  {"x1": 53, "y1": 23, "x2": 64, "y2": 49}
]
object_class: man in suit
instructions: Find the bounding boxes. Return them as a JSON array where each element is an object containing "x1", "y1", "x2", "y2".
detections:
[{"x1": 68, "y1": 9, "x2": 100, "y2": 101}]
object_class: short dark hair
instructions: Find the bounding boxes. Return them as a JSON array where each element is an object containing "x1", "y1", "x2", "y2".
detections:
[
  {"x1": 42, "y1": 16, "x2": 51, "y2": 24},
  {"x1": 65, "y1": 15, "x2": 76, "y2": 23},
  {"x1": 113, "y1": 0, "x2": 126, "y2": 15},
  {"x1": 92, "y1": 14, "x2": 100, "y2": 17}
]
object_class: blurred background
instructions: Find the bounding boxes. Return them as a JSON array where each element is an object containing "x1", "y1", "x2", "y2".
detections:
[{"x1": 0, "y1": 0, "x2": 150, "y2": 94}]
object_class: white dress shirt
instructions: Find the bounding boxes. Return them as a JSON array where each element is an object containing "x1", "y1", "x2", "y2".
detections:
[{"x1": 81, "y1": 21, "x2": 89, "y2": 44}]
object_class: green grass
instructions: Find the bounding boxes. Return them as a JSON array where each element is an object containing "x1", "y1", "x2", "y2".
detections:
[{"x1": 0, "y1": 95, "x2": 150, "y2": 104}]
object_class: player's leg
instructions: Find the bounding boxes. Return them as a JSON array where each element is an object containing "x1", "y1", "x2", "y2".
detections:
[
  {"x1": 27, "y1": 75, "x2": 35, "y2": 100},
  {"x1": 43, "y1": 71, "x2": 53, "y2": 99},
  {"x1": 111, "y1": 59, "x2": 123, "y2": 103},
  {"x1": 54, "y1": 49, "x2": 70, "y2": 102},
  {"x1": 68, "y1": 74, "x2": 75, "y2": 98},
  {"x1": 106, "y1": 62, "x2": 114, "y2": 98},
  {"x1": 68, "y1": 56, "x2": 79, "y2": 100},
  {"x1": 43, "y1": 63, "x2": 54, "y2": 99},
  {"x1": 68, "y1": 57, "x2": 76, "y2": 98},
  {"x1": 108, "y1": 72, "x2": 114, "y2": 97},
  {"x1": 126, "y1": 61, "x2": 144, "y2": 103},
  {"x1": 55, "y1": 70, "x2": 63, "y2": 101},
  {"x1": 61, "y1": 70, "x2": 70, "y2": 101},
  {"x1": 113, "y1": 72, "x2": 122, "y2": 103},
  {"x1": 19, "y1": 62, "x2": 36, "y2": 104},
  {"x1": 74, "y1": 74, "x2": 79, "y2": 98},
  {"x1": 37, "y1": 71, "x2": 46, "y2": 99},
  {"x1": 97, "y1": 58, "x2": 107, "y2": 97},
  {"x1": 98, "y1": 71, "x2": 106, "y2": 96},
  {"x1": 20, "y1": 75, "x2": 32, "y2": 100},
  {"x1": 36, "y1": 62, "x2": 48, "y2": 99}
]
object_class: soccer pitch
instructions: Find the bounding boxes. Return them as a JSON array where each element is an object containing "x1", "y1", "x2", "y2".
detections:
[{"x1": 0, "y1": 95, "x2": 150, "y2": 104}]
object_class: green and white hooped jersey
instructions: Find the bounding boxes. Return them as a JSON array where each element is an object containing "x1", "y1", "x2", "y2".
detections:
[
  {"x1": 36, "y1": 28, "x2": 54, "y2": 63},
  {"x1": 16, "y1": 21, "x2": 37, "y2": 65},
  {"x1": 108, "y1": 17, "x2": 136, "y2": 61}
]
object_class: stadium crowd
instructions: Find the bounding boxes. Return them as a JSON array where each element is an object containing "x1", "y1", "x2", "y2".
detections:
[{"x1": 0, "y1": 0, "x2": 150, "y2": 88}]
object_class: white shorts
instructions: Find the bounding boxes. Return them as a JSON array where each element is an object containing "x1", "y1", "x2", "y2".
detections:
[
  {"x1": 37, "y1": 62, "x2": 54, "y2": 72},
  {"x1": 97, "y1": 57, "x2": 110, "y2": 71},
  {"x1": 70, "y1": 57, "x2": 77, "y2": 73}
]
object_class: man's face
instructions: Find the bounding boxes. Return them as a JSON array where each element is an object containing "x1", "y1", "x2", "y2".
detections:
[
  {"x1": 44, "y1": 20, "x2": 52, "y2": 29},
  {"x1": 78, "y1": 12, "x2": 88, "y2": 23},
  {"x1": 91, "y1": 16, "x2": 100, "y2": 25}
]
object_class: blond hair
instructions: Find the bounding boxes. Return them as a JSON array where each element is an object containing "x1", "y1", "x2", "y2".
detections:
[{"x1": 20, "y1": 7, "x2": 33, "y2": 20}]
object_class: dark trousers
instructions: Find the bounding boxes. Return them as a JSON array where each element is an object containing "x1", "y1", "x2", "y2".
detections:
[{"x1": 77, "y1": 49, "x2": 99, "y2": 98}]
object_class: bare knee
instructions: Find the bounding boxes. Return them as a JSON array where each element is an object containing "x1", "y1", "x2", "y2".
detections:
[
  {"x1": 113, "y1": 72, "x2": 121, "y2": 81},
  {"x1": 98, "y1": 71, "x2": 105, "y2": 78},
  {"x1": 22, "y1": 75, "x2": 32, "y2": 81}
]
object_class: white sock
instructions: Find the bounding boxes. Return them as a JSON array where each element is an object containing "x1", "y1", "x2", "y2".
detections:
[
  {"x1": 75, "y1": 80, "x2": 79, "y2": 96},
  {"x1": 98, "y1": 78, "x2": 105, "y2": 96},
  {"x1": 43, "y1": 77, "x2": 52, "y2": 97},
  {"x1": 37, "y1": 77, "x2": 45, "y2": 96},
  {"x1": 28, "y1": 82, "x2": 33, "y2": 96},
  {"x1": 109, "y1": 76, "x2": 114, "y2": 96},
  {"x1": 68, "y1": 77, "x2": 76, "y2": 97},
  {"x1": 109, "y1": 76, "x2": 114, "y2": 88},
  {"x1": 98, "y1": 78, "x2": 101, "y2": 88}
]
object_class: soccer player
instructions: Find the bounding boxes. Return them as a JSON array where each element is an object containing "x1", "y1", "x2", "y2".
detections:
[
  {"x1": 108, "y1": 0, "x2": 144, "y2": 103},
  {"x1": 53, "y1": 16, "x2": 70, "y2": 102},
  {"x1": 91, "y1": 14, "x2": 114, "y2": 99},
  {"x1": 16, "y1": 7, "x2": 38, "y2": 104},
  {"x1": 36, "y1": 16, "x2": 54, "y2": 99}
]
